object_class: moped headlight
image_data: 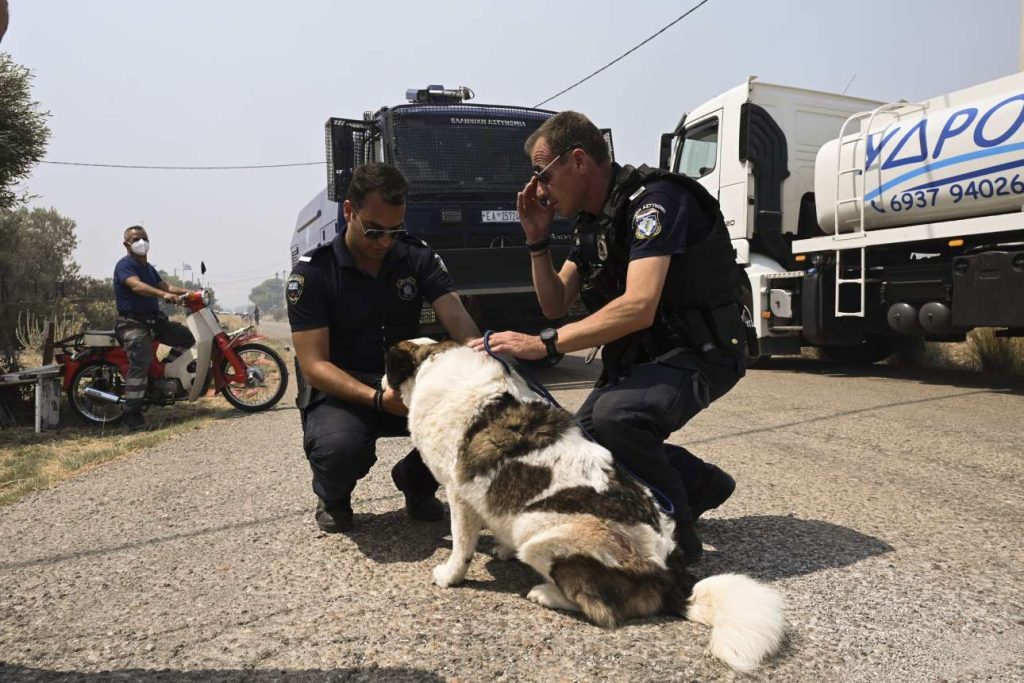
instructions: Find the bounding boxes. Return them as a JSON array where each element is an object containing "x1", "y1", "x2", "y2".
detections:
[{"x1": 201, "y1": 289, "x2": 212, "y2": 306}]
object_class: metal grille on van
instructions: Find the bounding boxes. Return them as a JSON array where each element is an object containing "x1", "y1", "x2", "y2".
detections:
[
  {"x1": 388, "y1": 105, "x2": 553, "y2": 196},
  {"x1": 440, "y1": 208, "x2": 462, "y2": 223}
]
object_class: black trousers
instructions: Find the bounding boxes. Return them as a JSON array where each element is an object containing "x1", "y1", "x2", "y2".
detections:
[
  {"x1": 301, "y1": 392, "x2": 438, "y2": 511},
  {"x1": 575, "y1": 351, "x2": 744, "y2": 524}
]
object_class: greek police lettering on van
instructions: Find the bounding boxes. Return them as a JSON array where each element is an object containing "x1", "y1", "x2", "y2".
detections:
[{"x1": 450, "y1": 117, "x2": 527, "y2": 127}]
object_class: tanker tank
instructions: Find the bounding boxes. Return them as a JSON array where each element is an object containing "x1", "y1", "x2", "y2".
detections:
[{"x1": 816, "y1": 71, "x2": 1024, "y2": 234}]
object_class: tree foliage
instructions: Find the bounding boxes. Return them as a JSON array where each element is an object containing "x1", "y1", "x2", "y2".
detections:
[
  {"x1": 249, "y1": 275, "x2": 285, "y2": 320},
  {"x1": 0, "y1": 53, "x2": 50, "y2": 210}
]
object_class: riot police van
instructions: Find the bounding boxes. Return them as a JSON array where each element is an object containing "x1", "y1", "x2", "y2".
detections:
[{"x1": 290, "y1": 85, "x2": 603, "y2": 336}]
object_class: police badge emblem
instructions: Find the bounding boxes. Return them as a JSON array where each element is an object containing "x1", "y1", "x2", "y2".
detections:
[
  {"x1": 633, "y1": 207, "x2": 662, "y2": 240},
  {"x1": 286, "y1": 274, "x2": 305, "y2": 304},
  {"x1": 396, "y1": 276, "x2": 418, "y2": 301}
]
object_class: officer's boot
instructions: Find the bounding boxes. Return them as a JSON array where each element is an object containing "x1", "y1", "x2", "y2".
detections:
[
  {"x1": 315, "y1": 497, "x2": 353, "y2": 533},
  {"x1": 391, "y1": 461, "x2": 444, "y2": 521},
  {"x1": 688, "y1": 464, "x2": 736, "y2": 520}
]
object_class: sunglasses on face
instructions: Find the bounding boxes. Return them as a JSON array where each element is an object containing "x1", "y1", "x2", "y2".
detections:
[
  {"x1": 352, "y1": 211, "x2": 407, "y2": 241},
  {"x1": 532, "y1": 143, "x2": 583, "y2": 185}
]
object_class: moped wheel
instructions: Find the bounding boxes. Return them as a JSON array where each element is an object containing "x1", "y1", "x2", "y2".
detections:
[
  {"x1": 219, "y1": 343, "x2": 288, "y2": 412},
  {"x1": 68, "y1": 361, "x2": 127, "y2": 425}
]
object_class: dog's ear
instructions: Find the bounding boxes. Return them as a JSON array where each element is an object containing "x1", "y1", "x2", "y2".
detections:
[{"x1": 385, "y1": 340, "x2": 421, "y2": 390}]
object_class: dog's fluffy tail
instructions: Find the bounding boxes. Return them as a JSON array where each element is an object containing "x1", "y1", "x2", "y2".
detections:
[{"x1": 666, "y1": 555, "x2": 785, "y2": 673}]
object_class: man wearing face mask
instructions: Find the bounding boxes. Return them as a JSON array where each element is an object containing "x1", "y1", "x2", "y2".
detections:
[
  {"x1": 113, "y1": 225, "x2": 195, "y2": 432},
  {"x1": 471, "y1": 112, "x2": 748, "y2": 564}
]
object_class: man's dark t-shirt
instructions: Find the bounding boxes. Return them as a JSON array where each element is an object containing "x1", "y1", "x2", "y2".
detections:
[{"x1": 113, "y1": 256, "x2": 161, "y2": 315}]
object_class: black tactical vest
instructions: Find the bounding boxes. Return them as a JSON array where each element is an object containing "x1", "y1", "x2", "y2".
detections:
[{"x1": 573, "y1": 164, "x2": 746, "y2": 362}]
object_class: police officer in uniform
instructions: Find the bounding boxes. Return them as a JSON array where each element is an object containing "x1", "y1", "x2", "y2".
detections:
[
  {"x1": 288, "y1": 163, "x2": 479, "y2": 533},
  {"x1": 473, "y1": 112, "x2": 746, "y2": 562}
]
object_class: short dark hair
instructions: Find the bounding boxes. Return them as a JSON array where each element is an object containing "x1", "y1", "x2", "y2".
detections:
[
  {"x1": 525, "y1": 111, "x2": 610, "y2": 165},
  {"x1": 346, "y1": 162, "x2": 409, "y2": 208},
  {"x1": 123, "y1": 225, "x2": 145, "y2": 241}
]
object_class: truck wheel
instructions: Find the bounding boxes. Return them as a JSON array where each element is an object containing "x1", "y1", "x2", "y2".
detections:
[{"x1": 820, "y1": 336, "x2": 894, "y2": 365}]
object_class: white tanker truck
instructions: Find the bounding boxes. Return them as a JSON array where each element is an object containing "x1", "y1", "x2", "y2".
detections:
[{"x1": 660, "y1": 72, "x2": 1024, "y2": 363}]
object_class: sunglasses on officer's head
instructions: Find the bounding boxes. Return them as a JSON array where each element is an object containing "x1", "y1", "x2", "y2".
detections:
[
  {"x1": 352, "y1": 211, "x2": 407, "y2": 241},
  {"x1": 532, "y1": 143, "x2": 584, "y2": 185}
]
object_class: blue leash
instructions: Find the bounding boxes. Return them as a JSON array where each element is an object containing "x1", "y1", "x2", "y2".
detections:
[{"x1": 481, "y1": 330, "x2": 676, "y2": 516}]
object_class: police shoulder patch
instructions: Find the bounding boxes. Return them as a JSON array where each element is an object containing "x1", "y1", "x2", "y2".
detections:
[
  {"x1": 286, "y1": 274, "x2": 305, "y2": 305},
  {"x1": 433, "y1": 252, "x2": 448, "y2": 273},
  {"x1": 633, "y1": 205, "x2": 663, "y2": 240}
]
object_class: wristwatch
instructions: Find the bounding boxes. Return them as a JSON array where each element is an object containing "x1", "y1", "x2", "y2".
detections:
[{"x1": 539, "y1": 328, "x2": 563, "y2": 360}]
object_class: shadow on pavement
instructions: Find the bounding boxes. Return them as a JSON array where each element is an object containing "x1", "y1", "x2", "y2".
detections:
[
  {"x1": 755, "y1": 356, "x2": 1024, "y2": 396},
  {"x1": 0, "y1": 664, "x2": 443, "y2": 682},
  {"x1": 344, "y1": 510, "x2": 449, "y2": 564},
  {"x1": 697, "y1": 514, "x2": 894, "y2": 581}
]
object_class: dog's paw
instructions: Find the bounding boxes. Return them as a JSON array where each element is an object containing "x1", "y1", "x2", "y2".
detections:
[
  {"x1": 492, "y1": 543, "x2": 516, "y2": 561},
  {"x1": 432, "y1": 563, "x2": 465, "y2": 588},
  {"x1": 526, "y1": 583, "x2": 578, "y2": 611}
]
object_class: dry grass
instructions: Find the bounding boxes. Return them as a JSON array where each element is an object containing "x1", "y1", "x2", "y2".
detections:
[
  {"x1": 1, "y1": 330, "x2": 293, "y2": 508},
  {"x1": 0, "y1": 396, "x2": 238, "y2": 507},
  {"x1": 889, "y1": 329, "x2": 1024, "y2": 374}
]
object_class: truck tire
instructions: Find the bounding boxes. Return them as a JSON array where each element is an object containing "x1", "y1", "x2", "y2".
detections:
[{"x1": 820, "y1": 336, "x2": 894, "y2": 365}]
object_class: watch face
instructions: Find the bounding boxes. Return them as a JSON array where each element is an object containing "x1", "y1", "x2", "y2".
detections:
[{"x1": 540, "y1": 328, "x2": 555, "y2": 342}]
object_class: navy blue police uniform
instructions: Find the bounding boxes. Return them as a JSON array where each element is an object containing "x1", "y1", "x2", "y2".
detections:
[
  {"x1": 569, "y1": 164, "x2": 746, "y2": 540},
  {"x1": 287, "y1": 227, "x2": 456, "y2": 517}
]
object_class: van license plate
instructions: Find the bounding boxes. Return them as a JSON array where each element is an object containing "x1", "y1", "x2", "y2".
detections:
[{"x1": 481, "y1": 210, "x2": 519, "y2": 223}]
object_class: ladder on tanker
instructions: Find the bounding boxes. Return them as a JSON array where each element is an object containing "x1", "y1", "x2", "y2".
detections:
[{"x1": 832, "y1": 101, "x2": 927, "y2": 317}]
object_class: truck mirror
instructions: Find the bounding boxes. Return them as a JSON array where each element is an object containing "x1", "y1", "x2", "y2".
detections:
[{"x1": 659, "y1": 133, "x2": 674, "y2": 170}]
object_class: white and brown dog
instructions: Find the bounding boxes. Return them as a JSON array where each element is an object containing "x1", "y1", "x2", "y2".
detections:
[{"x1": 385, "y1": 339, "x2": 785, "y2": 673}]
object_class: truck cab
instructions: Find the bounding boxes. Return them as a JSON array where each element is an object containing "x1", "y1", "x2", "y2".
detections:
[
  {"x1": 292, "y1": 85, "x2": 602, "y2": 335},
  {"x1": 662, "y1": 77, "x2": 882, "y2": 355}
]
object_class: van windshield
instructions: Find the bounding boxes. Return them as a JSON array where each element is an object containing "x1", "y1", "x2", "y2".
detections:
[{"x1": 387, "y1": 106, "x2": 551, "y2": 197}]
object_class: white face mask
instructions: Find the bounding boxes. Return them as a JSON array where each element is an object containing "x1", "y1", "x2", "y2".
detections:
[{"x1": 129, "y1": 239, "x2": 150, "y2": 256}]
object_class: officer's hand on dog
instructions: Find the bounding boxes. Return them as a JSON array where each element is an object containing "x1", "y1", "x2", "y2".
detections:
[
  {"x1": 469, "y1": 331, "x2": 546, "y2": 361},
  {"x1": 380, "y1": 387, "x2": 409, "y2": 417},
  {"x1": 518, "y1": 177, "x2": 555, "y2": 244}
]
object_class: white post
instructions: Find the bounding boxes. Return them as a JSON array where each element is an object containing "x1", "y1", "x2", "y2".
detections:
[{"x1": 1020, "y1": 0, "x2": 1024, "y2": 71}]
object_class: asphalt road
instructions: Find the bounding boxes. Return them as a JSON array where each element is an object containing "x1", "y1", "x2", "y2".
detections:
[{"x1": 1, "y1": 352, "x2": 1022, "y2": 682}]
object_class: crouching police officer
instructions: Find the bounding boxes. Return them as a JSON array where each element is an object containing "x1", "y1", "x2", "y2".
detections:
[
  {"x1": 288, "y1": 163, "x2": 480, "y2": 533},
  {"x1": 472, "y1": 112, "x2": 747, "y2": 563}
]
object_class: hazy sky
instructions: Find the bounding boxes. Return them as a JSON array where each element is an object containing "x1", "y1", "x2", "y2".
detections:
[{"x1": 5, "y1": 0, "x2": 1020, "y2": 308}]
